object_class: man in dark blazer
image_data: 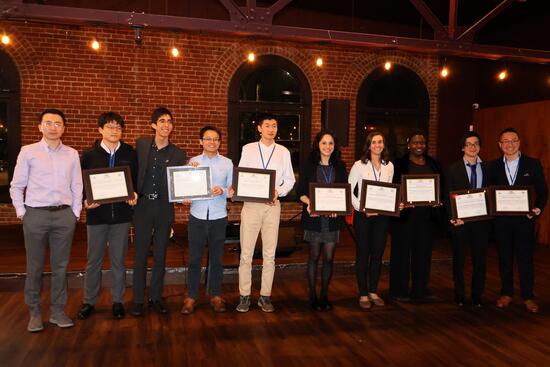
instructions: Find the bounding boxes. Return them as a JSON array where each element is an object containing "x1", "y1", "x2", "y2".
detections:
[
  {"x1": 489, "y1": 127, "x2": 548, "y2": 313},
  {"x1": 445, "y1": 131, "x2": 491, "y2": 307},
  {"x1": 131, "y1": 107, "x2": 185, "y2": 316}
]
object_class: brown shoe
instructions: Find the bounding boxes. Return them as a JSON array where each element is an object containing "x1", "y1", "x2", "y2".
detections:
[
  {"x1": 180, "y1": 298, "x2": 196, "y2": 315},
  {"x1": 524, "y1": 299, "x2": 539, "y2": 313},
  {"x1": 210, "y1": 296, "x2": 227, "y2": 313},
  {"x1": 496, "y1": 295, "x2": 512, "y2": 309},
  {"x1": 359, "y1": 296, "x2": 372, "y2": 310}
]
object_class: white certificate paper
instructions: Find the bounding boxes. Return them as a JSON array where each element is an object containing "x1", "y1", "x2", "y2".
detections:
[
  {"x1": 314, "y1": 187, "x2": 347, "y2": 212},
  {"x1": 455, "y1": 192, "x2": 488, "y2": 218},
  {"x1": 173, "y1": 170, "x2": 209, "y2": 197},
  {"x1": 365, "y1": 185, "x2": 397, "y2": 212},
  {"x1": 406, "y1": 178, "x2": 436, "y2": 202},
  {"x1": 495, "y1": 189, "x2": 529, "y2": 212},
  {"x1": 89, "y1": 171, "x2": 128, "y2": 200},
  {"x1": 237, "y1": 171, "x2": 271, "y2": 199}
]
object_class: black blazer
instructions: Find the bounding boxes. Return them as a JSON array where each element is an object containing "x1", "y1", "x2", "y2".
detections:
[
  {"x1": 392, "y1": 153, "x2": 444, "y2": 223},
  {"x1": 81, "y1": 140, "x2": 138, "y2": 225},
  {"x1": 488, "y1": 154, "x2": 548, "y2": 213},
  {"x1": 135, "y1": 136, "x2": 186, "y2": 199},
  {"x1": 444, "y1": 159, "x2": 490, "y2": 226},
  {"x1": 298, "y1": 158, "x2": 347, "y2": 232}
]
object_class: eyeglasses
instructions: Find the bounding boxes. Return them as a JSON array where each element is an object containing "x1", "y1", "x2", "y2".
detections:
[
  {"x1": 103, "y1": 125, "x2": 122, "y2": 131},
  {"x1": 42, "y1": 121, "x2": 63, "y2": 128},
  {"x1": 202, "y1": 137, "x2": 220, "y2": 142},
  {"x1": 464, "y1": 142, "x2": 480, "y2": 147},
  {"x1": 156, "y1": 118, "x2": 173, "y2": 124},
  {"x1": 500, "y1": 140, "x2": 519, "y2": 145}
]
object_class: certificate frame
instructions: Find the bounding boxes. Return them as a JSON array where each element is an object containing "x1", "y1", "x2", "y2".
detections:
[
  {"x1": 167, "y1": 166, "x2": 212, "y2": 202},
  {"x1": 309, "y1": 183, "x2": 352, "y2": 216},
  {"x1": 359, "y1": 180, "x2": 401, "y2": 217},
  {"x1": 232, "y1": 167, "x2": 276, "y2": 203},
  {"x1": 83, "y1": 166, "x2": 134, "y2": 205},
  {"x1": 401, "y1": 174, "x2": 441, "y2": 206},
  {"x1": 489, "y1": 185, "x2": 534, "y2": 216},
  {"x1": 450, "y1": 188, "x2": 491, "y2": 222}
]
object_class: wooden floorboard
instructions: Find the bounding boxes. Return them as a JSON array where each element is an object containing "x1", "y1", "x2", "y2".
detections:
[{"x1": 1, "y1": 244, "x2": 550, "y2": 367}]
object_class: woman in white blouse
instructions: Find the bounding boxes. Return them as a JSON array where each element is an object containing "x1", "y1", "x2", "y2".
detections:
[{"x1": 348, "y1": 131, "x2": 394, "y2": 309}]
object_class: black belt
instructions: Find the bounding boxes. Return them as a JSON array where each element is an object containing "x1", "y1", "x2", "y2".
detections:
[
  {"x1": 139, "y1": 193, "x2": 160, "y2": 200},
  {"x1": 30, "y1": 205, "x2": 70, "y2": 211}
]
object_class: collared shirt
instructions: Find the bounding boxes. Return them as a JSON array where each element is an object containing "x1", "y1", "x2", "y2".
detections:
[
  {"x1": 463, "y1": 156, "x2": 483, "y2": 189},
  {"x1": 142, "y1": 141, "x2": 169, "y2": 197},
  {"x1": 188, "y1": 153, "x2": 233, "y2": 220},
  {"x1": 238, "y1": 141, "x2": 295, "y2": 197},
  {"x1": 503, "y1": 153, "x2": 521, "y2": 185},
  {"x1": 10, "y1": 138, "x2": 83, "y2": 218},
  {"x1": 348, "y1": 159, "x2": 394, "y2": 211},
  {"x1": 100, "y1": 140, "x2": 121, "y2": 154}
]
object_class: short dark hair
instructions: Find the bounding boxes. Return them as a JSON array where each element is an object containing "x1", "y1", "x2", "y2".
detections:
[
  {"x1": 498, "y1": 127, "x2": 519, "y2": 140},
  {"x1": 98, "y1": 112, "x2": 125, "y2": 128},
  {"x1": 360, "y1": 130, "x2": 389, "y2": 164},
  {"x1": 151, "y1": 107, "x2": 173, "y2": 124},
  {"x1": 39, "y1": 109, "x2": 66, "y2": 125},
  {"x1": 460, "y1": 131, "x2": 482, "y2": 148},
  {"x1": 406, "y1": 129, "x2": 426, "y2": 143},
  {"x1": 200, "y1": 125, "x2": 222, "y2": 141},
  {"x1": 257, "y1": 113, "x2": 277, "y2": 126}
]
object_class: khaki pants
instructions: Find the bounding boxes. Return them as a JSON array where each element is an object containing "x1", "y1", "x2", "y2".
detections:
[{"x1": 238, "y1": 201, "x2": 281, "y2": 297}]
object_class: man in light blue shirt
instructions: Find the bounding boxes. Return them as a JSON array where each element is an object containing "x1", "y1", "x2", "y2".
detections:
[{"x1": 181, "y1": 125, "x2": 233, "y2": 314}]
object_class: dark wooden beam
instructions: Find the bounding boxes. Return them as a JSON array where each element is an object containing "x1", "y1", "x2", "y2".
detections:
[
  {"x1": 3, "y1": 1, "x2": 550, "y2": 63},
  {"x1": 409, "y1": 0, "x2": 447, "y2": 40},
  {"x1": 448, "y1": 0, "x2": 458, "y2": 40},
  {"x1": 456, "y1": 0, "x2": 515, "y2": 41}
]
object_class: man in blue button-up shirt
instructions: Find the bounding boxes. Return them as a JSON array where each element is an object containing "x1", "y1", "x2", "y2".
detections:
[{"x1": 181, "y1": 125, "x2": 233, "y2": 314}]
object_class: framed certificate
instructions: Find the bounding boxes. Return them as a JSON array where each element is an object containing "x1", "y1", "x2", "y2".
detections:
[
  {"x1": 232, "y1": 167, "x2": 276, "y2": 202},
  {"x1": 309, "y1": 183, "x2": 352, "y2": 216},
  {"x1": 401, "y1": 174, "x2": 440, "y2": 206},
  {"x1": 360, "y1": 180, "x2": 401, "y2": 217},
  {"x1": 167, "y1": 166, "x2": 212, "y2": 202},
  {"x1": 83, "y1": 166, "x2": 134, "y2": 205},
  {"x1": 490, "y1": 185, "x2": 534, "y2": 216},
  {"x1": 450, "y1": 188, "x2": 491, "y2": 222}
]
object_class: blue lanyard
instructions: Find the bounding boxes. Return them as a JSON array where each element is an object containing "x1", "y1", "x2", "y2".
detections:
[
  {"x1": 504, "y1": 159, "x2": 519, "y2": 185},
  {"x1": 320, "y1": 164, "x2": 333, "y2": 184},
  {"x1": 371, "y1": 161, "x2": 381, "y2": 182},
  {"x1": 258, "y1": 142, "x2": 276, "y2": 169}
]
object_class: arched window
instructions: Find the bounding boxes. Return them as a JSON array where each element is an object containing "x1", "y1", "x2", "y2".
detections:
[
  {"x1": 228, "y1": 55, "x2": 312, "y2": 200},
  {"x1": 356, "y1": 65, "x2": 429, "y2": 161},
  {"x1": 0, "y1": 51, "x2": 21, "y2": 203}
]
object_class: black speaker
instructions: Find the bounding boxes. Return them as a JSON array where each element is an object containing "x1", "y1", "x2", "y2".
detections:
[{"x1": 321, "y1": 99, "x2": 349, "y2": 146}]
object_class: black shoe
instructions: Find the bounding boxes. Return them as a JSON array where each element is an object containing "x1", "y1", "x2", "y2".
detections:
[
  {"x1": 472, "y1": 296, "x2": 483, "y2": 308},
  {"x1": 455, "y1": 296, "x2": 465, "y2": 307},
  {"x1": 77, "y1": 303, "x2": 95, "y2": 320},
  {"x1": 148, "y1": 299, "x2": 168, "y2": 314},
  {"x1": 320, "y1": 297, "x2": 332, "y2": 311},
  {"x1": 310, "y1": 298, "x2": 322, "y2": 311},
  {"x1": 131, "y1": 303, "x2": 144, "y2": 317},
  {"x1": 113, "y1": 303, "x2": 125, "y2": 319},
  {"x1": 392, "y1": 296, "x2": 411, "y2": 303}
]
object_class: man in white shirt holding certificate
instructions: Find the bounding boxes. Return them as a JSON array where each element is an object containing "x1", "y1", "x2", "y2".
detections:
[{"x1": 236, "y1": 114, "x2": 295, "y2": 313}]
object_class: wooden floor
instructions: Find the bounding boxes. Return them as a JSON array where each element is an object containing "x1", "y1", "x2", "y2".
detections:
[{"x1": 1, "y1": 239, "x2": 550, "y2": 366}]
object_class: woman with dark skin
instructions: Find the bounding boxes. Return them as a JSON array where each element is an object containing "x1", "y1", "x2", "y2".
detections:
[
  {"x1": 298, "y1": 130, "x2": 347, "y2": 311},
  {"x1": 389, "y1": 131, "x2": 443, "y2": 302}
]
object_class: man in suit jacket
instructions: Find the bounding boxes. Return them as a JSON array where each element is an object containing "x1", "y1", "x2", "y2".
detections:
[
  {"x1": 445, "y1": 131, "x2": 491, "y2": 307},
  {"x1": 489, "y1": 127, "x2": 548, "y2": 313},
  {"x1": 131, "y1": 107, "x2": 185, "y2": 316}
]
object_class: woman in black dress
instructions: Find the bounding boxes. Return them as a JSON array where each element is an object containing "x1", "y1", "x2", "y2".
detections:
[{"x1": 298, "y1": 130, "x2": 347, "y2": 311}]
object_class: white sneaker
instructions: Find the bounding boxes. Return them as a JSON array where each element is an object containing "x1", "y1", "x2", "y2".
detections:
[
  {"x1": 49, "y1": 312, "x2": 74, "y2": 328},
  {"x1": 368, "y1": 293, "x2": 385, "y2": 307},
  {"x1": 27, "y1": 315, "x2": 44, "y2": 332}
]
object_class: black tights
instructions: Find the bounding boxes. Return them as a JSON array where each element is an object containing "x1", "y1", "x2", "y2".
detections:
[{"x1": 307, "y1": 241, "x2": 336, "y2": 301}]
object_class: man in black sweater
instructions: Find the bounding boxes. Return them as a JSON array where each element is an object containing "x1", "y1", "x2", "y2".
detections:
[{"x1": 78, "y1": 112, "x2": 138, "y2": 320}]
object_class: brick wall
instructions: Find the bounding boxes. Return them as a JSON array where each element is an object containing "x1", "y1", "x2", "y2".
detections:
[{"x1": 0, "y1": 21, "x2": 439, "y2": 224}]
